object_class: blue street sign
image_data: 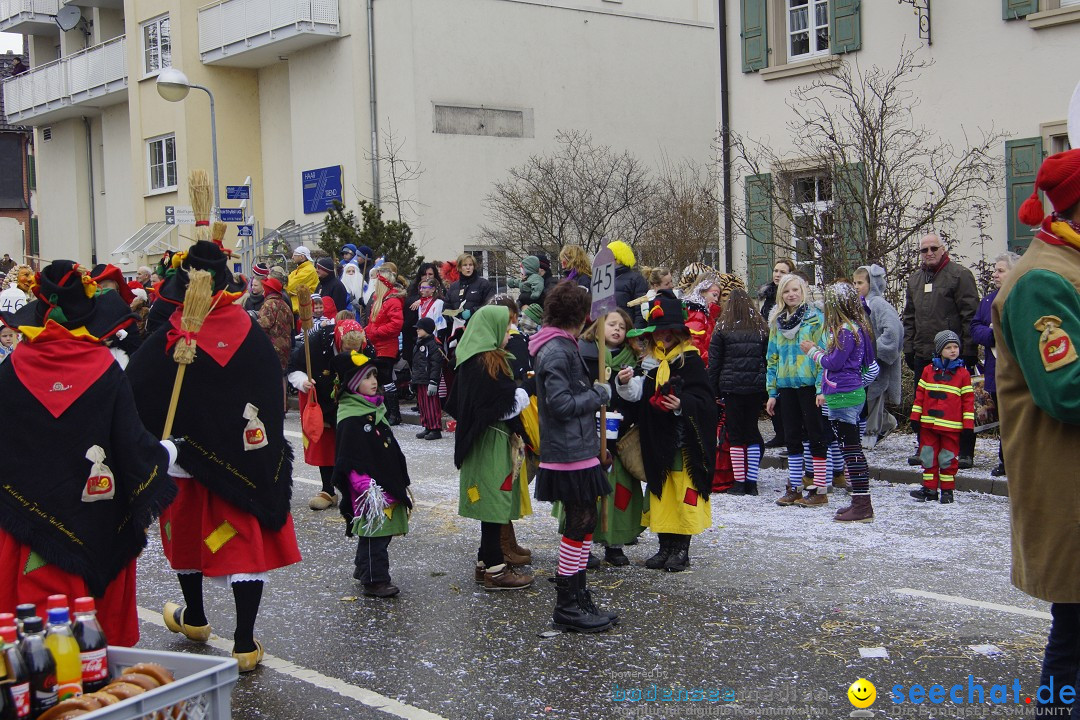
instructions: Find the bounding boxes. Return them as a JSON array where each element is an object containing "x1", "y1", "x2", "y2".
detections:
[
  {"x1": 219, "y1": 208, "x2": 245, "y2": 223},
  {"x1": 226, "y1": 185, "x2": 251, "y2": 200},
  {"x1": 302, "y1": 165, "x2": 343, "y2": 214},
  {"x1": 234, "y1": 263, "x2": 242, "y2": 273},
  {"x1": 237, "y1": 224, "x2": 253, "y2": 237}
]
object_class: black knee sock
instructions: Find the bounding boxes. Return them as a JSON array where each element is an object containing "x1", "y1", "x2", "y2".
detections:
[
  {"x1": 319, "y1": 465, "x2": 335, "y2": 495},
  {"x1": 231, "y1": 580, "x2": 264, "y2": 653},
  {"x1": 177, "y1": 573, "x2": 207, "y2": 626}
]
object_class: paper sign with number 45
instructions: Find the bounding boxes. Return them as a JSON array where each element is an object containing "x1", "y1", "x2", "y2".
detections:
[{"x1": 590, "y1": 247, "x2": 617, "y2": 318}]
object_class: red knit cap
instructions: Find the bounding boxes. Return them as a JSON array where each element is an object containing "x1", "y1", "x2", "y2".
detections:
[{"x1": 1019, "y1": 148, "x2": 1080, "y2": 226}]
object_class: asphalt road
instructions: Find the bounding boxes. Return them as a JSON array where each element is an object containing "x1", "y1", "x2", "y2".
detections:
[{"x1": 129, "y1": 413, "x2": 1051, "y2": 720}]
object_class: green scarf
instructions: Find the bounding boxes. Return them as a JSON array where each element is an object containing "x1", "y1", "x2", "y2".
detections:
[
  {"x1": 337, "y1": 392, "x2": 387, "y2": 427},
  {"x1": 454, "y1": 305, "x2": 513, "y2": 372},
  {"x1": 607, "y1": 344, "x2": 637, "y2": 371}
]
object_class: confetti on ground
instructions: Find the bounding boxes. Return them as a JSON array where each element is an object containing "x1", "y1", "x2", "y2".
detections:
[{"x1": 859, "y1": 647, "x2": 889, "y2": 658}]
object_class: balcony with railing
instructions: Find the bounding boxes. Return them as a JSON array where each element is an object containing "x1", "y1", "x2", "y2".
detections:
[
  {"x1": 0, "y1": 0, "x2": 59, "y2": 35},
  {"x1": 199, "y1": 0, "x2": 340, "y2": 68},
  {"x1": 2, "y1": 35, "x2": 126, "y2": 124}
]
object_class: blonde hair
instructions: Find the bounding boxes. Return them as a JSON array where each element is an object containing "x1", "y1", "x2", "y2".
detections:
[
  {"x1": 768, "y1": 273, "x2": 809, "y2": 328},
  {"x1": 456, "y1": 253, "x2": 477, "y2": 269},
  {"x1": 822, "y1": 282, "x2": 873, "y2": 350},
  {"x1": 559, "y1": 245, "x2": 592, "y2": 277},
  {"x1": 581, "y1": 308, "x2": 634, "y2": 346},
  {"x1": 641, "y1": 266, "x2": 672, "y2": 289}
]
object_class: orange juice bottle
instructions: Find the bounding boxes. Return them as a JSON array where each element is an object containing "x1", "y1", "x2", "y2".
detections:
[{"x1": 43, "y1": 609, "x2": 81, "y2": 700}]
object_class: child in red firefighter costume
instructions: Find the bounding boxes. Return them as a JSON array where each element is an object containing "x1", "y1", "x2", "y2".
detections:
[
  {"x1": 127, "y1": 241, "x2": 300, "y2": 672},
  {"x1": 0, "y1": 261, "x2": 177, "y2": 647},
  {"x1": 908, "y1": 329, "x2": 974, "y2": 504}
]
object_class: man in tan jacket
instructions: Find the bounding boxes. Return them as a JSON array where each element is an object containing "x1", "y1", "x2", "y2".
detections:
[{"x1": 994, "y1": 148, "x2": 1080, "y2": 716}]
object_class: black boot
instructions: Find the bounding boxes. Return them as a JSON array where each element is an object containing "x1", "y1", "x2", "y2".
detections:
[
  {"x1": 745, "y1": 481, "x2": 759, "y2": 496},
  {"x1": 604, "y1": 547, "x2": 630, "y2": 567},
  {"x1": 424, "y1": 429, "x2": 442, "y2": 440},
  {"x1": 644, "y1": 535, "x2": 672, "y2": 569},
  {"x1": 729, "y1": 482, "x2": 746, "y2": 496},
  {"x1": 384, "y1": 389, "x2": 402, "y2": 426},
  {"x1": 552, "y1": 576, "x2": 611, "y2": 633},
  {"x1": 575, "y1": 571, "x2": 618, "y2": 625},
  {"x1": 416, "y1": 428, "x2": 430, "y2": 439},
  {"x1": 939, "y1": 490, "x2": 955, "y2": 504},
  {"x1": 909, "y1": 486, "x2": 939, "y2": 502},
  {"x1": 663, "y1": 536, "x2": 690, "y2": 572}
]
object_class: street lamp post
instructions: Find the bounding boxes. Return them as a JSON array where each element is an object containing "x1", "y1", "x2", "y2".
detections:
[{"x1": 156, "y1": 67, "x2": 220, "y2": 221}]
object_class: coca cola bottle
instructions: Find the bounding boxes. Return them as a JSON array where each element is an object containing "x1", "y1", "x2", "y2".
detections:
[
  {"x1": 71, "y1": 598, "x2": 108, "y2": 693},
  {"x1": 17, "y1": 618, "x2": 55, "y2": 717},
  {"x1": 0, "y1": 626, "x2": 29, "y2": 719}
]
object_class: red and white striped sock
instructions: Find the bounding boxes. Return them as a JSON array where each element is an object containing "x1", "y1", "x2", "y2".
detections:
[
  {"x1": 730, "y1": 446, "x2": 747, "y2": 483},
  {"x1": 812, "y1": 456, "x2": 828, "y2": 491},
  {"x1": 558, "y1": 536, "x2": 582, "y2": 576},
  {"x1": 575, "y1": 534, "x2": 594, "y2": 573}
]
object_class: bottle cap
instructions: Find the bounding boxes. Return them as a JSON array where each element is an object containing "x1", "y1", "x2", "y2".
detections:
[
  {"x1": 0, "y1": 626, "x2": 15, "y2": 644},
  {"x1": 0, "y1": 613, "x2": 13, "y2": 626},
  {"x1": 45, "y1": 594, "x2": 68, "y2": 611},
  {"x1": 73, "y1": 597, "x2": 95, "y2": 614},
  {"x1": 46, "y1": 608, "x2": 69, "y2": 625},
  {"x1": 21, "y1": 617, "x2": 42, "y2": 634},
  {"x1": 14, "y1": 604, "x2": 35, "y2": 619}
]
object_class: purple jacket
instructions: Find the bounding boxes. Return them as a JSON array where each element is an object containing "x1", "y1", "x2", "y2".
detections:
[
  {"x1": 818, "y1": 326, "x2": 875, "y2": 395},
  {"x1": 970, "y1": 289, "x2": 997, "y2": 393}
]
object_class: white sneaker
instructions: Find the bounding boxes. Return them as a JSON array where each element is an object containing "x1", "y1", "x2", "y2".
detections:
[{"x1": 308, "y1": 491, "x2": 335, "y2": 510}]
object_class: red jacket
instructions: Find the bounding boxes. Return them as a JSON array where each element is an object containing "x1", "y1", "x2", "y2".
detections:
[
  {"x1": 366, "y1": 294, "x2": 404, "y2": 358},
  {"x1": 909, "y1": 361, "x2": 974, "y2": 432}
]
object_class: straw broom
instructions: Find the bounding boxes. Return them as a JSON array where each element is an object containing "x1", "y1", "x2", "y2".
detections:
[
  {"x1": 161, "y1": 269, "x2": 215, "y2": 439},
  {"x1": 210, "y1": 220, "x2": 230, "y2": 256},
  {"x1": 189, "y1": 169, "x2": 212, "y2": 242}
]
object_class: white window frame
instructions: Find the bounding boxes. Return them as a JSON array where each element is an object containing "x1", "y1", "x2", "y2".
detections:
[
  {"x1": 786, "y1": 0, "x2": 830, "y2": 62},
  {"x1": 146, "y1": 134, "x2": 177, "y2": 194},
  {"x1": 789, "y1": 172, "x2": 833, "y2": 285},
  {"x1": 141, "y1": 14, "x2": 171, "y2": 77},
  {"x1": 463, "y1": 246, "x2": 509, "y2": 294},
  {"x1": 1062, "y1": 0, "x2": 1080, "y2": 7}
]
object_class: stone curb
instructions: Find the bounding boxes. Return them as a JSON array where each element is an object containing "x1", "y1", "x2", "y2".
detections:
[{"x1": 759, "y1": 453, "x2": 1009, "y2": 498}]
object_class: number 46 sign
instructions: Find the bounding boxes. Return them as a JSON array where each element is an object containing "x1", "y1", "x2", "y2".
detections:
[{"x1": 590, "y1": 246, "x2": 617, "y2": 319}]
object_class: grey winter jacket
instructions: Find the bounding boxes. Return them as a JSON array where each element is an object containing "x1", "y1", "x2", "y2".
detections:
[
  {"x1": 902, "y1": 255, "x2": 980, "y2": 358},
  {"x1": 535, "y1": 335, "x2": 605, "y2": 464},
  {"x1": 859, "y1": 264, "x2": 904, "y2": 404}
]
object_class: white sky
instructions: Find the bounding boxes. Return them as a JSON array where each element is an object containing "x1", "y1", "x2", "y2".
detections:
[{"x1": 0, "y1": 33, "x2": 23, "y2": 55}]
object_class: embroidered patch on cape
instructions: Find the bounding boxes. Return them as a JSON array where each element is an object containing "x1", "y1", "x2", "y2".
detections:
[
  {"x1": 614, "y1": 483, "x2": 631, "y2": 512},
  {"x1": 683, "y1": 488, "x2": 699, "y2": 506},
  {"x1": 1035, "y1": 315, "x2": 1078, "y2": 372},
  {"x1": 23, "y1": 551, "x2": 46, "y2": 575},
  {"x1": 204, "y1": 521, "x2": 237, "y2": 553}
]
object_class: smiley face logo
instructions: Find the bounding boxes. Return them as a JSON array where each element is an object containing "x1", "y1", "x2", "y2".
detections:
[{"x1": 848, "y1": 678, "x2": 876, "y2": 709}]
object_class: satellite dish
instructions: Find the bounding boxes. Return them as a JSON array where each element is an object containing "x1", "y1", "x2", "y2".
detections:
[{"x1": 55, "y1": 5, "x2": 83, "y2": 32}]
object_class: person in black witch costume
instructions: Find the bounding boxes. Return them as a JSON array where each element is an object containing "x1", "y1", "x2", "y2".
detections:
[
  {"x1": 330, "y1": 350, "x2": 413, "y2": 597},
  {"x1": 90, "y1": 262, "x2": 143, "y2": 364},
  {"x1": 616, "y1": 289, "x2": 717, "y2": 572},
  {"x1": 126, "y1": 240, "x2": 300, "y2": 673},
  {"x1": 0, "y1": 261, "x2": 177, "y2": 647}
]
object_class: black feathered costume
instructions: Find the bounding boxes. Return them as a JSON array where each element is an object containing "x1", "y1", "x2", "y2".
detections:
[{"x1": 0, "y1": 262, "x2": 175, "y2": 647}]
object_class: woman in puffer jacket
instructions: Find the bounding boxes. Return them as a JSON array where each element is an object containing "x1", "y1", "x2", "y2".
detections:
[{"x1": 709, "y1": 288, "x2": 768, "y2": 496}]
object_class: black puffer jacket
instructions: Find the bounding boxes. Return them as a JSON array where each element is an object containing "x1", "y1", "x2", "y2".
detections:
[
  {"x1": 410, "y1": 333, "x2": 444, "y2": 386},
  {"x1": 446, "y1": 274, "x2": 494, "y2": 319},
  {"x1": 535, "y1": 335, "x2": 604, "y2": 464},
  {"x1": 614, "y1": 265, "x2": 648, "y2": 327},
  {"x1": 708, "y1": 327, "x2": 767, "y2": 396}
]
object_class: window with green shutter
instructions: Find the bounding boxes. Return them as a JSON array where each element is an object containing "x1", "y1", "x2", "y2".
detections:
[
  {"x1": 1005, "y1": 137, "x2": 1043, "y2": 253},
  {"x1": 27, "y1": 153, "x2": 35, "y2": 191},
  {"x1": 1002, "y1": 0, "x2": 1039, "y2": 20},
  {"x1": 830, "y1": 0, "x2": 861, "y2": 54},
  {"x1": 745, "y1": 173, "x2": 774, "y2": 289},
  {"x1": 28, "y1": 216, "x2": 38, "y2": 257},
  {"x1": 834, "y1": 162, "x2": 866, "y2": 277},
  {"x1": 741, "y1": 0, "x2": 769, "y2": 72}
]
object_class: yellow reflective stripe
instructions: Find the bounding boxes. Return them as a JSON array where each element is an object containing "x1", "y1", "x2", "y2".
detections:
[
  {"x1": 910, "y1": 405, "x2": 923, "y2": 413},
  {"x1": 960, "y1": 386, "x2": 974, "y2": 394},
  {"x1": 923, "y1": 418, "x2": 963, "y2": 429},
  {"x1": 922, "y1": 382, "x2": 965, "y2": 395}
]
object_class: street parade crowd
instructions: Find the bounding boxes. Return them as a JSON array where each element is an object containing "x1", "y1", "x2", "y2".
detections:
[{"x1": 3, "y1": 148, "x2": 1080, "y2": 716}]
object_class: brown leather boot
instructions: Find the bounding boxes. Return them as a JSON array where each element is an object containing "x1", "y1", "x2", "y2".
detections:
[
  {"x1": 500, "y1": 524, "x2": 531, "y2": 565},
  {"x1": 834, "y1": 494, "x2": 874, "y2": 523},
  {"x1": 474, "y1": 561, "x2": 485, "y2": 584},
  {"x1": 483, "y1": 563, "x2": 533, "y2": 591},
  {"x1": 776, "y1": 486, "x2": 803, "y2": 506},
  {"x1": 506, "y1": 521, "x2": 532, "y2": 561},
  {"x1": 794, "y1": 488, "x2": 828, "y2": 507},
  {"x1": 833, "y1": 471, "x2": 849, "y2": 489}
]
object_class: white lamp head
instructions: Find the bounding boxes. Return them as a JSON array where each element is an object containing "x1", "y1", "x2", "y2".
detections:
[{"x1": 156, "y1": 67, "x2": 191, "y2": 102}]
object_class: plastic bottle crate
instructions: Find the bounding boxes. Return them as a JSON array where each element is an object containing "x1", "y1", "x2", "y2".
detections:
[{"x1": 79, "y1": 646, "x2": 239, "y2": 719}]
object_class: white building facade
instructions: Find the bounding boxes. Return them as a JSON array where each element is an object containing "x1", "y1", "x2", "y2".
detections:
[
  {"x1": 722, "y1": 0, "x2": 1080, "y2": 289},
  {"x1": 2, "y1": 0, "x2": 719, "y2": 273}
]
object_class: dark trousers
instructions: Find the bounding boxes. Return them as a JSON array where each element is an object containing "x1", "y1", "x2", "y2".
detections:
[
  {"x1": 1038, "y1": 603, "x2": 1080, "y2": 717},
  {"x1": 770, "y1": 394, "x2": 785, "y2": 441},
  {"x1": 990, "y1": 392, "x2": 1004, "y2": 464},
  {"x1": 355, "y1": 535, "x2": 393, "y2": 585},
  {"x1": 478, "y1": 521, "x2": 503, "y2": 568},
  {"x1": 373, "y1": 355, "x2": 397, "y2": 392},
  {"x1": 725, "y1": 392, "x2": 766, "y2": 447},
  {"x1": 915, "y1": 357, "x2": 975, "y2": 458},
  {"x1": 778, "y1": 385, "x2": 828, "y2": 457}
]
